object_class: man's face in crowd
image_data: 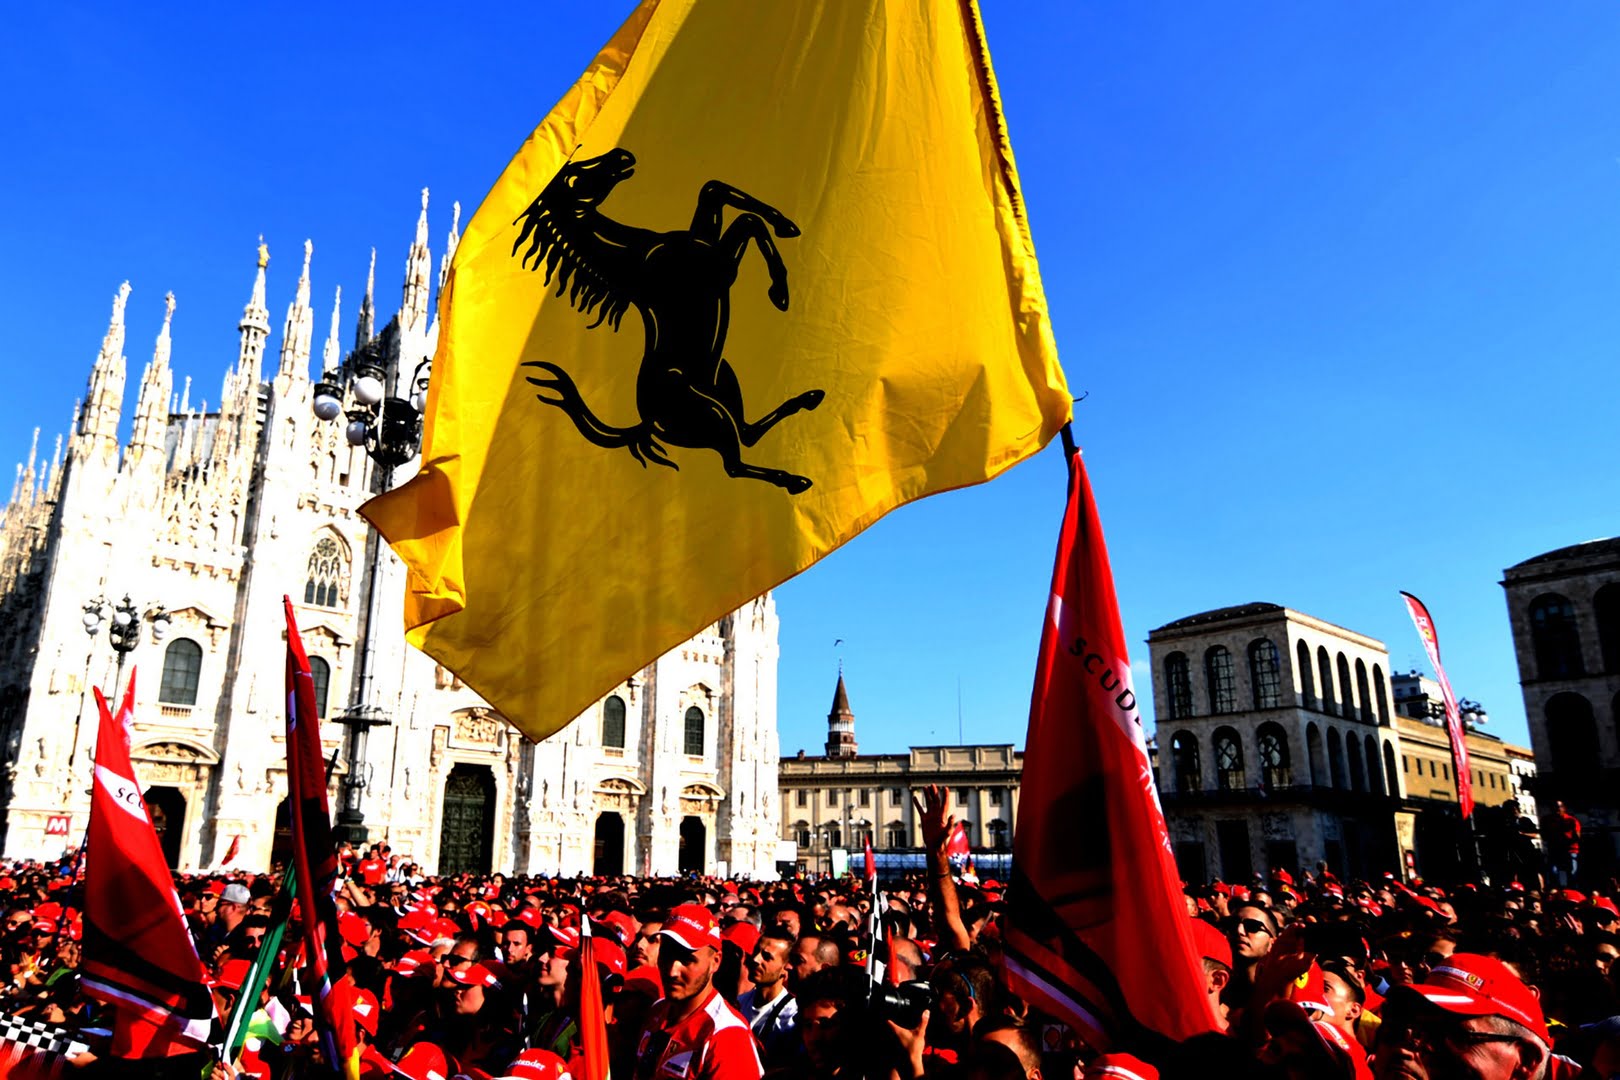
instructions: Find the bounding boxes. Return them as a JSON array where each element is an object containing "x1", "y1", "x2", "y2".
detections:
[
  {"x1": 1593, "y1": 939, "x2": 1619, "y2": 976},
  {"x1": 790, "y1": 937, "x2": 824, "y2": 986},
  {"x1": 1231, "y1": 905, "x2": 1275, "y2": 961},
  {"x1": 776, "y1": 910, "x2": 802, "y2": 938},
  {"x1": 658, "y1": 939, "x2": 718, "y2": 1003},
  {"x1": 538, "y1": 945, "x2": 570, "y2": 990},
  {"x1": 1374, "y1": 1002, "x2": 1544, "y2": 1080},
  {"x1": 503, "y1": 927, "x2": 532, "y2": 965},
  {"x1": 453, "y1": 980, "x2": 484, "y2": 1016},
  {"x1": 634, "y1": 922, "x2": 662, "y2": 968},
  {"x1": 437, "y1": 940, "x2": 479, "y2": 989},
  {"x1": 747, "y1": 937, "x2": 791, "y2": 989},
  {"x1": 800, "y1": 1000, "x2": 845, "y2": 1071},
  {"x1": 1320, "y1": 970, "x2": 1362, "y2": 1035}
]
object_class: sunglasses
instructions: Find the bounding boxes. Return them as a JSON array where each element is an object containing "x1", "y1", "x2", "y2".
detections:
[
  {"x1": 442, "y1": 955, "x2": 474, "y2": 968},
  {"x1": 1237, "y1": 918, "x2": 1272, "y2": 937}
]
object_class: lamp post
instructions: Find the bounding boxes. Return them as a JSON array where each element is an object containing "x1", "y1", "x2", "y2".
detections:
[
  {"x1": 72, "y1": 595, "x2": 171, "y2": 769},
  {"x1": 311, "y1": 351, "x2": 430, "y2": 844}
]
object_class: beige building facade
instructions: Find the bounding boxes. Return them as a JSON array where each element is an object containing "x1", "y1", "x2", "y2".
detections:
[
  {"x1": 1501, "y1": 538, "x2": 1620, "y2": 877},
  {"x1": 776, "y1": 676, "x2": 1022, "y2": 874},
  {"x1": 0, "y1": 197, "x2": 781, "y2": 878}
]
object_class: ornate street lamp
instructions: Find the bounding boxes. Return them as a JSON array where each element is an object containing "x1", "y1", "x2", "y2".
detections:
[
  {"x1": 310, "y1": 350, "x2": 432, "y2": 843},
  {"x1": 72, "y1": 595, "x2": 170, "y2": 768}
]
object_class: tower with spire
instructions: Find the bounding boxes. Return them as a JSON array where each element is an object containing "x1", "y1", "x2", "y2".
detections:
[
  {"x1": 401, "y1": 189, "x2": 432, "y2": 332},
  {"x1": 277, "y1": 239, "x2": 315, "y2": 382},
  {"x1": 126, "y1": 293, "x2": 176, "y2": 480},
  {"x1": 826, "y1": 669, "x2": 858, "y2": 758},
  {"x1": 70, "y1": 282, "x2": 131, "y2": 471}
]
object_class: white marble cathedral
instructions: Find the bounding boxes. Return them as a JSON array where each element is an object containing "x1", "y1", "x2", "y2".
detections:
[{"x1": 0, "y1": 193, "x2": 783, "y2": 878}]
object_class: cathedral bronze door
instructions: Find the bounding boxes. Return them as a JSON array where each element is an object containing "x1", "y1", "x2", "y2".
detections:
[
  {"x1": 438, "y1": 765, "x2": 495, "y2": 875},
  {"x1": 678, "y1": 815, "x2": 706, "y2": 875},
  {"x1": 593, "y1": 812, "x2": 624, "y2": 876},
  {"x1": 144, "y1": 786, "x2": 186, "y2": 869}
]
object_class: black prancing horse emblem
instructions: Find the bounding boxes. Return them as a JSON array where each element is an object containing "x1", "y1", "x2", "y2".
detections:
[{"x1": 512, "y1": 149, "x2": 824, "y2": 494}]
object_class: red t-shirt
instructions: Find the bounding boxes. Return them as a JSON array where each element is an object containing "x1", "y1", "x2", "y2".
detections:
[
  {"x1": 1554, "y1": 812, "x2": 1581, "y2": 854},
  {"x1": 634, "y1": 987, "x2": 762, "y2": 1080},
  {"x1": 357, "y1": 858, "x2": 386, "y2": 886}
]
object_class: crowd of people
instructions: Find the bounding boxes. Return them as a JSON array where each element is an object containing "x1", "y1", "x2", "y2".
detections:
[{"x1": 1, "y1": 786, "x2": 1618, "y2": 1079}]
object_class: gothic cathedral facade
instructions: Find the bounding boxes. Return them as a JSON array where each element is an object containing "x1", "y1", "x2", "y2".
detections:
[{"x1": 0, "y1": 193, "x2": 783, "y2": 878}]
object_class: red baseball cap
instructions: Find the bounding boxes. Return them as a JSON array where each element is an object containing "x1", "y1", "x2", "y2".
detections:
[
  {"x1": 501, "y1": 1050, "x2": 570, "y2": 1080},
  {"x1": 395, "y1": 1042, "x2": 450, "y2": 1080},
  {"x1": 215, "y1": 958, "x2": 253, "y2": 992},
  {"x1": 660, "y1": 904, "x2": 721, "y2": 952},
  {"x1": 599, "y1": 911, "x2": 636, "y2": 945},
  {"x1": 394, "y1": 949, "x2": 437, "y2": 978},
  {"x1": 585, "y1": 936, "x2": 627, "y2": 978},
  {"x1": 339, "y1": 912, "x2": 373, "y2": 947},
  {"x1": 540, "y1": 924, "x2": 581, "y2": 957},
  {"x1": 1396, "y1": 953, "x2": 1550, "y2": 1044},
  {"x1": 1592, "y1": 897, "x2": 1620, "y2": 917},
  {"x1": 1279, "y1": 962, "x2": 1335, "y2": 1019},
  {"x1": 1188, "y1": 917, "x2": 1232, "y2": 970},
  {"x1": 721, "y1": 921, "x2": 761, "y2": 956},
  {"x1": 1087, "y1": 1053, "x2": 1158, "y2": 1080},
  {"x1": 449, "y1": 963, "x2": 502, "y2": 990},
  {"x1": 351, "y1": 988, "x2": 380, "y2": 1036},
  {"x1": 516, "y1": 908, "x2": 544, "y2": 930}
]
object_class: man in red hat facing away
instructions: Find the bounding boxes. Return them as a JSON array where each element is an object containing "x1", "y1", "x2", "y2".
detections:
[
  {"x1": 1373, "y1": 953, "x2": 1552, "y2": 1080},
  {"x1": 633, "y1": 904, "x2": 761, "y2": 1080}
]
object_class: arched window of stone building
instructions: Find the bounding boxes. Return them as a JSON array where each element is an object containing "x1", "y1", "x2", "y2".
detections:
[
  {"x1": 1373, "y1": 664, "x2": 1391, "y2": 724},
  {"x1": 159, "y1": 639, "x2": 203, "y2": 705},
  {"x1": 1354, "y1": 660, "x2": 1371, "y2": 725},
  {"x1": 1328, "y1": 728, "x2": 1346, "y2": 789},
  {"x1": 1170, "y1": 730, "x2": 1201, "y2": 793},
  {"x1": 1337, "y1": 654, "x2": 1356, "y2": 722},
  {"x1": 1297, "y1": 640, "x2": 1316, "y2": 709},
  {"x1": 1595, "y1": 584, "x2": 1620, "y2": 673},
  {"x1": 684, "y1": 706, "x2": 705, "y2": 756},
  {"x1": 1165, "y1": 652, "x2": 1194, "y2": 719},
  {"x1": 1545, "y1": 692, "x2": 1600, "y2": 802},
  {"x1": 309, "y1": 656, "x2": 331, "y2": 718},
  {"x1": 603, "y1": 695, "x2": 627, "y2": 749},
  {"x1": 1365, "y1": 734, "x2": 1384, "y2": 795},
  {"x1": 1212, "y1": 727, "x2": 1245, "y2": 792},
  {"x1": 1249, "y1": 639, "x2": 1282, "y2": 709},
  {"x1": 303, "y1": 536, "x2": 349, "y2": 609},
  {"x1": 1318, "y1": 648, "x2": 1337, "y2": 716},
  {"x1": 1205, "y1": 647, "x2": 1237, "y2": 715},
  {"x1": 1306, "y1": 723, "x2": 1325, "y2": 785},
  {"x1": 1383, "y1": 742, "x2": 1399, "y2": 796},
  {"x1": 1256, "y1": 722, "x2": 1291, "y2": 789},
  {"x1": 1347, "y1": 735, "x2": 1365, "y2": 792},
  {"x1": 1529, "y1": 594, "x2": 1584, "y2": 679}
]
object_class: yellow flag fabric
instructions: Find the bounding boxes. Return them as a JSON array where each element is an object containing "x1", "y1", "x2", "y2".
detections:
[{"x1": 362, "y1": 0, "x2": 1072, "y2": 740}]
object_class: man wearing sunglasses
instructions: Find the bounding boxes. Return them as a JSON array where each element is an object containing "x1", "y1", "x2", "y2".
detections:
[
  {"x1": 1225, "y1": 902, "x2": 1278, "y2": 1014},
  {"x1": 1374, "y1": 953, "x2": 1550, "y2": 1080}
]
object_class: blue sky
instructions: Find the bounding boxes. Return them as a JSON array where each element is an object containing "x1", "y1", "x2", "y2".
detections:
[{"x1": 3, "y1": 3, "x2": 1617, "y2": 757}]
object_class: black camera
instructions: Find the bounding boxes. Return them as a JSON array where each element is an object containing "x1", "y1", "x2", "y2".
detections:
[{"x1": 869, "y1": 978, "x2": 934, "y2": 1029}]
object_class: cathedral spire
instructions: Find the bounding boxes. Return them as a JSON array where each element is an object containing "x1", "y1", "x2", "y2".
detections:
[
  {"x1": 130, "y1": 293, "x2": 176, "y2": 463},
  {"x1": 45, "y1": 433, "x2": 63, "y2": 500},
  {"x1": 401, "y1": 188, "x2": 432, "y2": 331},
  {"x1": 826, "y1": 671, "x2": 857, "y2": 758},
  {"x1": 322, "y1": 285, "x2": 343, "y2": 374},
  {"x1": 238, "y1": 239, "x2": 272, "y2": 388},
  {"x1": 277, "y1": 239, "x2": 315, "y2": 380},
  {"x1": 355, "y1": 248, "x2": 376, "y2": 350},
  {"x1": 438, "y1": 200, "x2": 461, "y2": 292},
  {"x1": 73, "y1": 282, "x2": 131, "y2": 461},
  {"x1": 20, "y1": 429, "x2": 39, "y2": 505}
]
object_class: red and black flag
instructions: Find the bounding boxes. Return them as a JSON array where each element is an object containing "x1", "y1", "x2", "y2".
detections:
[
  {"x1": 80, "y1": 671, "x2": 216, "y2": 1056},
  {"x1": 1004, "y1": 450, "x2": 1219, "y2": 1052},
  {"x1": 283, "y1": 598, "x2": 361, "y2": 1079}
]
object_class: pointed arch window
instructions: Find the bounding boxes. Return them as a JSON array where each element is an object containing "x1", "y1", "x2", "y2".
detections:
[
  {"x1": 303, "y1": 537, "x2": 349, "y2": 609},
  {"x1": 309, "y1": 656, "x2": 331, "y2": 719},
  {"x1": 1165, "y1": 652, "x2": 1194, "y2": 719},
  {"x1": 159, "y1": 639, "x2": 203, "y2": 706},
  {"x1": 1205, "y1": 647, "x2": 1237, "y2": 715},
  {"x1": 603, "y1": 695, "x2": 627, "y2": 750},
  {"x1": 1248, "y1": 639, "x2": 1282, "y2": 709},
  {"x1": 684, "y1": 706, "x2": 705, "y2": 757},
  {"x1": 1256, "y1": 722, "x2": 1291, "y2": 790}
]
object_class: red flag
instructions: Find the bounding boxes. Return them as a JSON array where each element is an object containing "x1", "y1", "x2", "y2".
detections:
[
  {"x1": 219, "y1": 835, "x2": 242, "y2": 868},
  {"x1": 1400, "y1": 592, "x2": 1474, "y2": 819},
  {"x1": 80, "y1": 671, "x2": 216, "y2": 1055},
  {"x1": 283, "y1": 598, "x2": 361, "y2": 1080},
  {"x1": 1004, "y1": 451, "x2": 1219, "y2": 1052},
  {"x1": 945, "y1": 822, "x2": 970, "y2": 862},
  {"x1": 863, "y1": 836, "x2": 876, "y2": 884},
  {"x1": 577, "y1": 921, "x2": 609, "y2": 1080}
]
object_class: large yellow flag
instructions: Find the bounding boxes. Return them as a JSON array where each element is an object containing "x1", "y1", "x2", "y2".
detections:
[{"x1": 362, "y1": 0, "x2": 1072, "y2": 740}]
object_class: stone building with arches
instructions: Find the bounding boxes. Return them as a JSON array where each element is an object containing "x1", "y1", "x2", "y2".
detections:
[
  {"x1": 1502, "y1": 538, "x2": 1620, "y2": 877},
  {"x1": 0, "y1": 198, "x2": 781, "y2": 877},
  {"x1": 1150, "y1": 603, "x2": 1409, "y2": 883}
]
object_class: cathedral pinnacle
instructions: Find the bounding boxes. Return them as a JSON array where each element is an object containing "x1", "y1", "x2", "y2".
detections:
[
  {"x1": 238, "y1": 238, "x2": 272, "y2": 388},
  {"x1": 322, "y1": 286, "x2": 343, "y2": 373},
  {"x1": 277, "y1": 239, "x2": 315, "y2": 380},
  {"x1": 131, "y1": 296, "x2": 176, "y2": 464},
  {"x1": 154, "y1": 292, "x2": 175, "y2": 369},
  {"x1": 439, "y1": 200, "x2": 462, "y2": 291},
  {"x1": 401, "y1": 188, "x2": 432, "y2": 330},
  {"x1": 74, "y1": 283, "x2": 131, "y2": 458},
  {"x1": 355, "y1": 248, "x2": 376, "y2": 350}
]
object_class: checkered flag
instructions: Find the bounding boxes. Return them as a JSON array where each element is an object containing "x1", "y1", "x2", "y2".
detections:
[{"x1": 0, "y1": 1012, "x2": 91, "y2": 1080}]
